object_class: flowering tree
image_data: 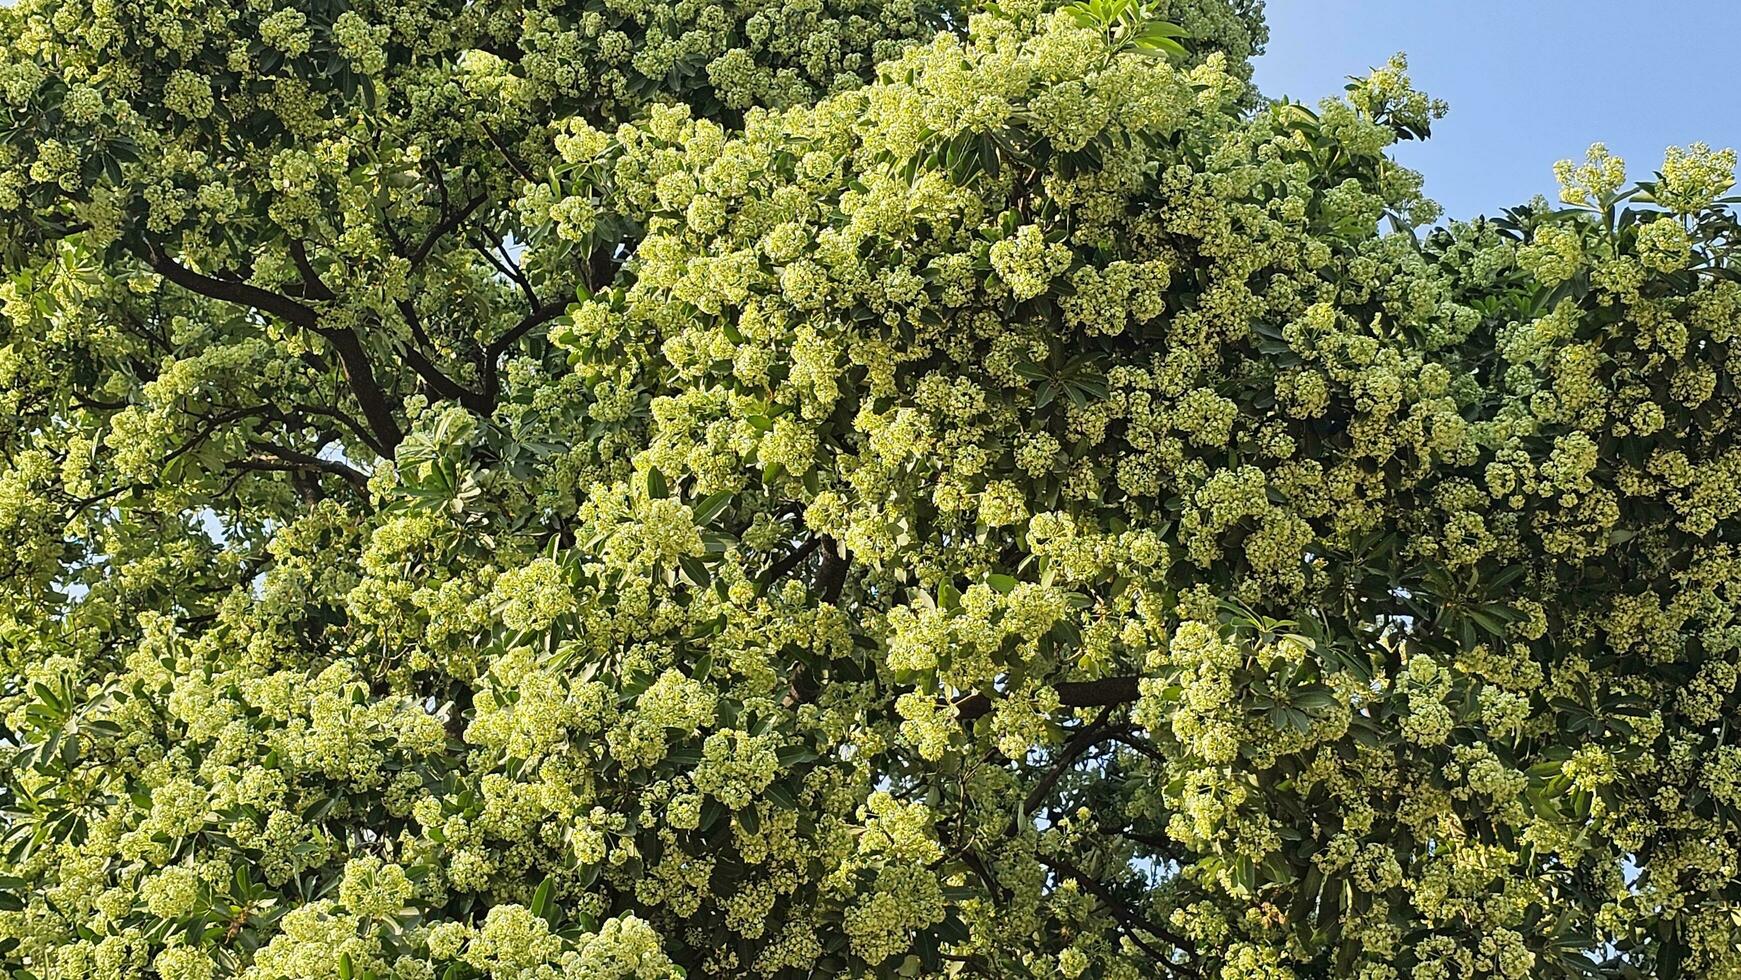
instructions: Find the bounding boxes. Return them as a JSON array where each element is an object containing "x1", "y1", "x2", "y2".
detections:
[{"x1": 3, "y1": 0, "x2": 1741, "y2": 976}]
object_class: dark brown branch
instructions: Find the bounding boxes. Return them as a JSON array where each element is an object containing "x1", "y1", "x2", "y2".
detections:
[
  {"x1": 316, "y1": 327, "x2": 405, "y2": 452},
  {"x1": 70, "y1": 393, "x2": 129, "y2": 412},
  {"x1": 473, "y1": 233, "x2": 540, "y2": 311},
  {"x1": 400, "y1": 341, "x2": 483, "y2": 408},
  {"x1": 483, "y1": 299, "x2": 569, "y2": 360},
  {"x1": 1037, "y1": 853, "x2": 1198, "y2": 975},
  {"x1": 960, "y1": 850, "x2": 1009, "y2": 906},
  {"x1": 66, "y1": 482, "x2": 147, "y2": 513},
  {"x1": 288, "y1": 240, "x2": 335, "y2": 302},
  {"x1": 295, "y1": 348, "x2": 333, "y2": 378},
  {"x1": 760, "y1": 536, "x2": 821, "y2": 587},
  {"x1": 481, "y1": 124, "x2": 537, "y2": 184},
  {"x1": 585, "y1": 243, "x2": 617, "y2": 293},
  {"x1": 117, "y1": 310, "x2": 172, "y2": 352},
  {"x1": 390, "y1": 299, "x2": 492, "y2": 413},
  {"x1": 474, "y1": 298, "x2": 569, "y2": 412},
  {"x1": 139, "y1": 241, "x2": 404, "y2": 452},
  {"x1": 955, "y1": 676, "x2": 1142, "y2": 723},
  {"x1": 233, "y1": 443, "x2": 370, "y2": 493},
  {"x1": 411, "y1": 193, "x2": 489, "y2": 267},
  {"x1": 173, "y1": 402, "x2": 390, "y2": 467},
  {"x1": 209, "y1": 469, "x2": 251, "y2": 507},
  {"x1": 291, "y1": 403, "x2": 390, "y2": 458},
  {"x1": 395, "y1": 299, "x2": 440, "y2": 352},
  {"x1": 381, "y1": 218, "x2": 408, "y2": 256},
  {"x1": 815, "y1": 536, "x2": 850, "y2": 604},
  {"x1": 1021, "y1": 710, "x2": 1116, "y2": 817},
  {"x1": 1107, "y1": 826, "x2": 1177, "y2": 854},
  {"x1": 1107, "y1": 730, "x2": 1168, "y2": 764},
  {"x1": 140, "y1": 243, "x2": 316, "y2": 329},
  {"x1": 162, "y1": 403, "x2": 279, "y2": 466}
]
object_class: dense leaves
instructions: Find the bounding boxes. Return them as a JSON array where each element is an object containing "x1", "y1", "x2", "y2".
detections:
[{"x1": 4, "y1": 0, "x2": 1741, "y2": 978}]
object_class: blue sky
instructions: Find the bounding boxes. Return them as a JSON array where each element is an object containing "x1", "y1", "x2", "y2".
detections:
[{"x1": 1252, "y1": 0, "x2": 1741, "y2": 221}]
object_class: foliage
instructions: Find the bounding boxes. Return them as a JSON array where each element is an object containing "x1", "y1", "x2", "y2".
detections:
[{"x1": 3, "y1": 0, "x2": 1741, "y2": 978}]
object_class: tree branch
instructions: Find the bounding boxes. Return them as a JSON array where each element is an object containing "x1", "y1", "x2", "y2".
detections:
[
  {"x1": 585, "y1": 243, "x2": 617, "y2": 294},
  {"x1": 759, "y1": 536, "x2": 821, "y2": 588},
  {"x1": 393, "y1": 295, "x2": 496, "y2": 413},
  {"x1": 65, "y1": 482, "x2": 147, "y2": 513},
  {"x1": 316, "y1": 330, "x2": 403, "y2": 452},
  {"x1": 411, "y1": 193, "x2": 489, "y2": 267},
  {"x1": 473, "y1": 233, "x2": 539, "y2": 311},
  {"x1": 291, "y1": 403, "x2": 391, "y2": 458},
  {"x1": 140, "y1": 243, "x2": 315, "y2": 328},
  {"x1": 1021, "y1": 710, "x2": 1116, "y2": 817},
  {"x1": 481, "y1": 124, "x2": 537, "y2": 185},
  {"x1": 955, "y1": 676, "x2": 1141, "y2": 723},
  {"x1": 483, "y1": 298, "x2": 569, "y2": 361},
  {"x1": 400, "y1": 340, "x2": 484, "y2": 410},
  {"x1": 1036, "y1": 853, "x2": 1199, "y2": 975},
  {"x1": 815, "y1": 536, "x2": 850, "y2": 604},
  {"x1": 139, "y1": 240, "x2": 404, "y2": 452},
  {"x1": 1106, "y1": 730, "x2": 1167, "y2": 764},
  {"x1": 70, "y1": 393, "x2": 129, "y2": 412},
  {"x1": 233, "y1": 443, "x2": 371, "y2": 494},
  {"x1": 395, "y1": 298, "x2": 440, "y2": 352},
  {"x1": 288, "y1": 240, "x2": 335, "y2": 302},
  {"x1": 474, "y1": 298, "x2": 569, "y2": 411}
]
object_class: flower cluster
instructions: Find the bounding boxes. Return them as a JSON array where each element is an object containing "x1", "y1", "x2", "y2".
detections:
[{"x1": 3, "y1": 0, "x2": 1740, "y2": 977}]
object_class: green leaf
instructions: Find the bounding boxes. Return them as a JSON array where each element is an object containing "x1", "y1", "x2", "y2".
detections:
[
  {"x1": 690, "y1": 491, "x2": 733, "y2": 527},
  {"x1": 766, "y1": 781, "x2": 800, "y2": 809},
  {"x1": 531, "y1": 876, "x2": 554, "y2": 920},
  {"x1": 666, "y1": 746, "x2": 704, "y2": 766},
  {"x1": 678, "y1": 554, "x2": 712, "y2": 587}
]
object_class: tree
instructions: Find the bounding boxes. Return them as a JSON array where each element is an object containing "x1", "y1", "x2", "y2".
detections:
[{"x1": 2, "y1": 0, "x2": 1739, "y2": 975}]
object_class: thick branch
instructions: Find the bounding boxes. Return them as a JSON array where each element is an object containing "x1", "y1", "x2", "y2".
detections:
[
  {"x1": 71, "y1": 393, "x2": 129, "y2": 412},
  {"x1": 396, "y1": 299, "x2": 440, "y2": 352},
  {"x1": 484, "y1": 299, "x2": 569, "y2": 361},
  {"x1": 391, "y1": 300, "x2": 490, "y2": 410},
  {"x1": 291, "y1": 403, "x2": 391, "y2": 458},
  {"x1": 760, "y1": 536, "x2": 821, "y2": 588},
  {"x1": 411, "y1": 193, "x2": 490, "y2": 267},
  {"x1": 955, "y1": 676, "x2": 1141, "y2": 723},
  {"x1": 140, "y1": 241, "x2": 404, "y2": 452},
  {"x1": 141, "y1": 243, "x2": 315, "y2": 328},
  {"x1": 475, "y1": 298, "x2": 569, "y2": 411},
  {"x1": 1106, "y1": 730, "x2": 1167, "y2": 764},
  {"x1": 815, "y1": 537, "x2": 850, "y2": 604},
  {"x1": 1021, "y1": 710, "x2": 1116, "y2": 817},
  {"x1": 233, "y1": 443, "x2": 371, "y2": 493},
  {"x1": 585, "y1": 243, "x2": 617, "y2": 294},
  {"x1": 318, "y1": 328, "x2": 405, "y2": 453},
  {"x1": 401, "y1": 341, "x2": 484, "y2": 409},
  {"x1": 288, "y1": 240, "x2": 335, "y2": 301},
  {"x1": 1037, "y1": 853, "x2": 1198, "y2": 974}
]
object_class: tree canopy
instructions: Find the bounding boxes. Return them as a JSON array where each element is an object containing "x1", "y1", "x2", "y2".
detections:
[{"x1": 3, "y1": 0, "x2": 1741, "y2": 978}]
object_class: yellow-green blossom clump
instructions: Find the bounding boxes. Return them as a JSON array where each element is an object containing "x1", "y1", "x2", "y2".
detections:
[{"x1": 2, "y1": 0, "x2": 1739, "y2": 978}]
